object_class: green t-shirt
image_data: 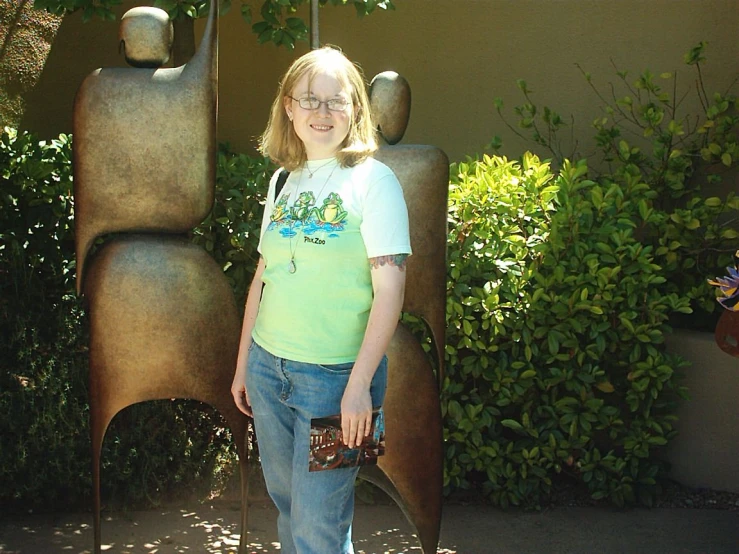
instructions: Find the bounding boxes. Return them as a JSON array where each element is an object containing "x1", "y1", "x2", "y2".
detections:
[{"x1": 252, "y1": 157, "x2": 411, "y2": 364}]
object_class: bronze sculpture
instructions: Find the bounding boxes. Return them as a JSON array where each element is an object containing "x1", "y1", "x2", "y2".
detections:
[
  {"x1": 74, "y1": 2, "x2": 446, "y2": 549},
  {"x1": 73, "y1": 3, "x2": 250, "y2": 553},
  {"x1": 360, "y1": 71, "x2": 448, "y2": 554}
]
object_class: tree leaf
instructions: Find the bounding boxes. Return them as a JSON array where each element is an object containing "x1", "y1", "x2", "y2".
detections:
[{"x1": 501, "y1": 419, "x2": 523, "y2": 431}]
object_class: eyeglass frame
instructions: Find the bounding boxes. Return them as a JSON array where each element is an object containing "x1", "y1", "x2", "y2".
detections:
[{"x1": 288, "y1": 95, "x2": 352, "y2": 112}]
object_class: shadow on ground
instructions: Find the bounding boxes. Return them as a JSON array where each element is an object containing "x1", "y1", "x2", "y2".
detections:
[
  {"x1": 0, "y1": 501, "x2": 430, "y2": 554},
  {"x1": 1, "y1": 500, "x2": 737, "y2": 553}
]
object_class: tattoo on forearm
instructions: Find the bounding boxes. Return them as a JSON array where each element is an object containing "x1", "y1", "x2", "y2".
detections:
[{"x1": 369, "y1": 254, "x2": 408, "y2": 271}]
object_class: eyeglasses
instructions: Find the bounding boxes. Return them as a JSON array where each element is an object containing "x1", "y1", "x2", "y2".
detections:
[{"x1": 289, "y1": 96, "x2": 351, "y2": 112}]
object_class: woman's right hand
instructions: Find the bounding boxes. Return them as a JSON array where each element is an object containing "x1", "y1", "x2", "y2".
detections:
[{"x1": 231, "y1": 367, "x2": 253, "y2": 417}]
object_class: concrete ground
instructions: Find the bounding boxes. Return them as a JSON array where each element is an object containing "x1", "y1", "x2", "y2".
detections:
[{"x1": 0, "y1": 499, "x2": 737, "y2": 554}]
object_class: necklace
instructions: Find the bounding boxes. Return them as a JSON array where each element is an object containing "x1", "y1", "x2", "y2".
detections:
[
  {"x1": 306, "y1": 158, "x2": 337, "y2": 178},
  {"x1": 287, "y1": 162, "x2": 339, "y2": 274}
]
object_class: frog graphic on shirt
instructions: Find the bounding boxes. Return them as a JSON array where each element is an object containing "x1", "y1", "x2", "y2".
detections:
[
  {"x1": 291, "y1": 191, "x2": 316, "y2": 223},
  {"x1": 313, "y1": 192, "x2": 348, "y2": 225},
  {"x1": 270, "y1": 194, "x2": 290, "y2": 223},
  {"x1": 270, "y1": 190, "x2": 347, "y2": 240}
]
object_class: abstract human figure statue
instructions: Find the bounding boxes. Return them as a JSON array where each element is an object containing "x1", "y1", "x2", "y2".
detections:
[
  {"x1": 73, "y1": 3, "x2": 250, "y2": 553},
  {"x1": 359, "y1": 71, "x2": 447, "y2": 554},
  {"x1": 74, "y1": 4, "x2": 216, "y2": 291}
]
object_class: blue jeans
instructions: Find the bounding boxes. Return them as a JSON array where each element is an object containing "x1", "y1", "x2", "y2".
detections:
[{"x1": 246, "y1": 341, "x2": 388, "y2": 554}]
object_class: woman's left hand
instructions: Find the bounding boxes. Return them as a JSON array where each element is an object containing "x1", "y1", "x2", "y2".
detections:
[{"x1": 340, "y1": 381, "x2": 373, "y2": 448}]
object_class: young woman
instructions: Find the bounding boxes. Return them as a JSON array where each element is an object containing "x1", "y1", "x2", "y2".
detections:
[{"x1": 231, "y1": 47, "x2": 411, "y2": 554}]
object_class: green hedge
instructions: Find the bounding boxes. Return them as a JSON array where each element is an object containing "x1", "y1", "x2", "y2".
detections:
[
  {"x1": 442, "y1": 153, "x2": 734, "y2": 508},
  {"x1": 441, "y1": 43, "x2": 737, "y2": 507}
]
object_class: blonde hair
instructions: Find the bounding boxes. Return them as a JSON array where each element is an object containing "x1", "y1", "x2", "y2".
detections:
[{"x1": 259, "y1": 47, "x2": 378, "y2": 171}]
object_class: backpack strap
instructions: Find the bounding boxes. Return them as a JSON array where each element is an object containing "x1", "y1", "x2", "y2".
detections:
[{"x1": 274, "y1": 169, "x2": 289, "y2": 202}]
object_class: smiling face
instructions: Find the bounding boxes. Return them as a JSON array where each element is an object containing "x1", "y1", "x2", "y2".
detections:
[{"x1": 284, "y1": 71, "x2": 353, "y2": 160}]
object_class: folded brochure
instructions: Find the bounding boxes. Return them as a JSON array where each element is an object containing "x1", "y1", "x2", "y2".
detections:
[{"x1": 309, "y1": 407, "x2": 385, "y2": 472}]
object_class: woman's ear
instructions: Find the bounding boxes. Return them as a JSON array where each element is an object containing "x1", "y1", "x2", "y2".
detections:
[{"x1": 283, "y1": 96, "x2": 293, "y2": 121}]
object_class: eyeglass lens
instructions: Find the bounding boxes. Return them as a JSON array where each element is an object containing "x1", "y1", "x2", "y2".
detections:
[{"x1": 294, "y1": 97, "x2": 348, "y2": 111}]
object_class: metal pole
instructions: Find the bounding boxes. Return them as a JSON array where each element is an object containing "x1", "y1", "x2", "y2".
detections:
[{"x1": 310, "y1": 0, "x2": 319, "y2": 49}]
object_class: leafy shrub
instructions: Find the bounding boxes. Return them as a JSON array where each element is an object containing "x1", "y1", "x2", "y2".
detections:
[
  {"x1": 441, "y1": 43, "x2": 738, "y2": 508},
  {"x1": 0, "y1": 128, "x2": 75, "y2": 297},
  {"x1": 0, "y1": 129, "x2": 272, "y2": 511},
  {"x1": 494, "y1": 42, "x2": 738, "y2": 328},
  {"x1": 1, "y1": 127, "x2": 89, "y2": 508},
  {"x1": 444, "y1": 154, "x2": 686, "y2": 507},
  {"x1": 191, "y1": 143, "x2": 276, "y2": 302}
]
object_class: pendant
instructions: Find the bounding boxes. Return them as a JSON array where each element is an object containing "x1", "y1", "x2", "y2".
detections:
[{"x1": 288, "y1": 259, "x2": 297, "y2": 274}]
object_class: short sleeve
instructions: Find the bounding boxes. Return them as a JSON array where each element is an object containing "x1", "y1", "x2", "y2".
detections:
[{"x1": 359, "y1": 170, "x2": 412, "y2": 258}]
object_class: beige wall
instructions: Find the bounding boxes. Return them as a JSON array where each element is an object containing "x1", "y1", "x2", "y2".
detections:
[{"x1": 21, "y1": 0, "x2": 739, "y2": 162}]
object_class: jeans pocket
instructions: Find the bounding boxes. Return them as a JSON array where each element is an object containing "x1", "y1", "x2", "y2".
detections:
[{"x1": 316, "y1": 361, "x2": 355, "y2": 375}]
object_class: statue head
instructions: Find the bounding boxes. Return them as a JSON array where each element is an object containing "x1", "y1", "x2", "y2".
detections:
[
  {"x1": 119, "y1": 7, "x2": 173, "y2": 68},
  {"x1": 370, "y1": 71, "x2": 411, "y2": 145}
]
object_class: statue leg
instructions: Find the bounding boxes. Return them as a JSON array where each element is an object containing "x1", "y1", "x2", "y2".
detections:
[
  {"x1": 90, "y1": 402, "x2": 107, "y2": 554},
  {"x1": 215, "y1": 403, "x2": 251, "y2": 553},
  {"x1": 89, "y1": 361, "x2": 124, "y2": 554},
  {"x1": 238, "y1": 442, "x2": 249, "y2": 553},
  {"x1": 359, "y1": 323, "x2": 442, "y2": 553},
  {"x1": 90, "y1": 391, "x2": 251, "y2": 554}
]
